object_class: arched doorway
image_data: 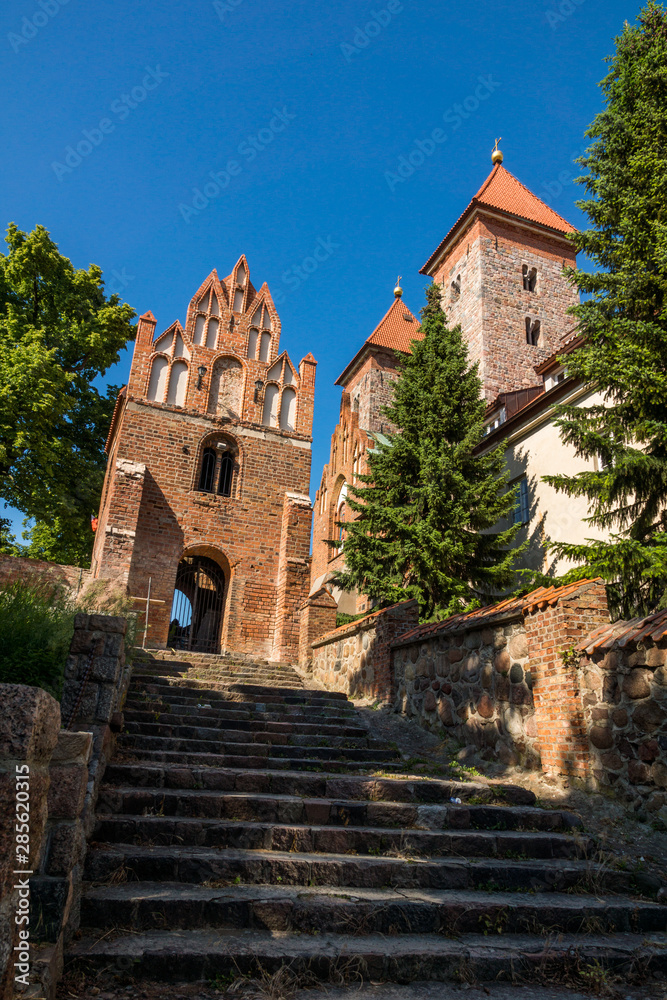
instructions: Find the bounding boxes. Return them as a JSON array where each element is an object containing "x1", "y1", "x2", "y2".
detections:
[{"x1": 170, "y1": 555, "x2": 226, "y2": 653}]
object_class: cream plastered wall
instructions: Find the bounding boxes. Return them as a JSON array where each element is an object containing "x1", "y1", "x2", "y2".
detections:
[{"x1": 492, "y1": 384, "x2": 610, "y2": 576}]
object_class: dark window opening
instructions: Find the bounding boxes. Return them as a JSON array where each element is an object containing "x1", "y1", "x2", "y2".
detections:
[
  {"x1": 512, "y1": 477, "x2": 530, "y2": 525},
  {"x1": 522, "y1": 265, "x2": 537, "y2": 292},
  {"x1": 451, "y1": 274, "x2": 461, "y2": 301},
  {"x1": 525, "y1": 317, "x2": 541, "y2": 346},
  {"x1": 199, "y1": 448, "x2": 216, "y2": 492},
  {"x1": 218, "y1": 453, "x2": 234, "y2": 497}
]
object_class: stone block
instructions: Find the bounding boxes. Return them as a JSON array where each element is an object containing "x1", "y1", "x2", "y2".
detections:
[
  {"x1": 623, "y1": 669, "x2": 652, "y2": 700},
  {"x1": 29, "y1": 875, "x2": 70, "y2": 943},
  {"x1": 508, "y1": 633, "x2": 528, "y2": 660},
  {"x1": 49, "y1": 731, "x2": 93, "y2": 767},
  {"x1": 47, "y1": 764, "x2": 87, "y2": 820},
  {"x1": 464, "y1": 631, "x2": 482, "y2": 649},
  {"x1": 88, "y1": 614, "x2": 127, "y2": 634},
  {"x1": 437, "y1": 698, "x2": 455, "y2": 726},
  {"x1": 600, "y1": 751, "x2": 622, "y2": 771},
  {"x1": 509, "y1": 663, "x2": 523, "y2": 684},
  {"x1": 589, "y1": 726, "x2": 613, "y2": 750},
  {"x1": 423, "y1": 691, "x2": 436, "y2": 713},
  {"x1": 0, "y1": 685, "x2": 60, "y2": 761},
  {"x1": 646, "y1": 645, "x2": 666, "y2": 668},
  {"x1": 632, "y1": 700, "x2": 667, "y2": 732},
  {"x1": 480, "y1": 664, "x2": 493, "y2": 689},
  {"x1": 638, "y1": 739, "x2": 659, "y2": 763},
  {"x1": 477, "y1": 694, "x2": 494, "y2": 719},
  {"x1": 611, "y1": 708, "x2": 628, "y2": 728},
  {"x1": 45, "y1": 823, "x2": 84, "y2": 877},
  {"x1": 628, "y1": 759, "x2": 650, "y2": 785},
  {"x1": 91, "y1": 655, "x2": 121, "y2": 683},
  {"x1": 652, "y1": 762, "x2": 667, "y2": 789},
  {"x1": 494, "y1": 649, "x2": 510, "y2": 674}
]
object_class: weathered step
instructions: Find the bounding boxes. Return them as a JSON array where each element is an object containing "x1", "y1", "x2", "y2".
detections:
[
  {"x1": 102, "y1": 763, "x2": 537, "y2": 807},
  {"x1": 67, "y1": 927, "x2": 667, "y2": 982},
  {"x1": 131, "y1": 679, "x2": 348, "y2": 704},
  {"x1": 96, "y1": 787, "x2": 579, "y2": 834},
  {"x1": 80, "y1": 882, "x2": 667, "y2": 935},
  {"x1": 124, "y1": 709, "x2": 368, "y2": 739},
  {"x1": 83, "y1": 845, "x2": 640, "y2": 895},
  {"x1": 112, "y1": 746, "x2": 405, "y2": 773},
  {"x1": 117, "y1": 733, "x2": 393, "y2": 762},
  {"x1": 121, "y1": 720, "x2": 374, "y2": 748},
  {"x1": 123, "y1": 700, "x2": 357, "y2": 725},
  {"x1": 92, "y1": 814, "x2": 589, "y2": 859}
]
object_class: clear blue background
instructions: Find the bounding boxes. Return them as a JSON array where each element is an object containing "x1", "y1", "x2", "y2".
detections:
[{"x1": 0, "y1": 0, "x2": 639, "y2": 542}]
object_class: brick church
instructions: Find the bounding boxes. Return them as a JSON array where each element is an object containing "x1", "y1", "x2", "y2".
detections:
[
  {"x1": 310, "y1": 152, "x2": 607, "y2": 615},
  {"x1": 92, "y1": 151, "x2": 608, "y2": 656},
  {"x1": 91, "y1": 257, "x2": 316, "y2": 661}
]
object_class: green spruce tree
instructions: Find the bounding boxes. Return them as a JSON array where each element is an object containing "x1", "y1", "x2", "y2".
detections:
[
  {"x1": 334, "y1": 283, "x2": 521, "y2": 620},
  {"x1": 544, "y1": 2, "x2": 667, "y2": 617}
]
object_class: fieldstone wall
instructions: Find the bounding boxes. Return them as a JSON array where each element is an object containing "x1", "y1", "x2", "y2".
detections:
[
  {"x1": 298, "y1": 588, "x2": 338, "y2": 669},
  {"x1": 392, "y1": 613, "x2": 540, "y2": 768},
  {"x1": 311, "y1": 601, "x2": 418, "y2": 702},
  {"x1": 578, "y1": 639, "x2": 667, "y2": 825}
]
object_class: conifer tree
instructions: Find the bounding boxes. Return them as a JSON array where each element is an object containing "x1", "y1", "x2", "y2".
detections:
[
  {"x1": 334, "y1": 284, "x2": 521, "y2": 620},
  {"x1": 544, "y1": 3, "x2": 667, "y2": 617}
]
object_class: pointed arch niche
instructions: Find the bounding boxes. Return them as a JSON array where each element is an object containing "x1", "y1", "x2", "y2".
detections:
[{"x1": 208, "y1": 356, "x2": 244, "y2": 418}]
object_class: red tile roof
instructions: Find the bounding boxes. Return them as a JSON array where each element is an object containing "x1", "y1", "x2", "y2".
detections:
[
  {"x1": 578, "y1": 608, "x2": 667, "y2": 654},
  {"x1": 421, "y1": 164, "x2": 576, "y2": 275},
  {"x1": 335, "y1": 297, "x2": 422, "y2": 387},
  {"x1": 391, "y1": 579, "x2": 603, "y2": 647}
]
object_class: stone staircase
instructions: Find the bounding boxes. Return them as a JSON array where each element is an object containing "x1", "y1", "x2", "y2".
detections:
[{"x1": 68, "y1": 652, "x2": 667, "y2": 991}]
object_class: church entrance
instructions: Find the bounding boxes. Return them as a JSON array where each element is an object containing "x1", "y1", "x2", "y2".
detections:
[{"x1": 169, "y1": 555, "x2": 226, "y2": 654}]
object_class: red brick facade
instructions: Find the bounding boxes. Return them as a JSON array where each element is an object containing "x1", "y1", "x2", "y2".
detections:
[{"x1": 91, "y1": 258, "x2": 316, "y2": 661}]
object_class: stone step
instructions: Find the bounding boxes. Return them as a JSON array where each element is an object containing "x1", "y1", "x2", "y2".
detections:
[
  {"x1": 83, "y1": 844, "x2": 640, "y2": 895},
  {"x1": 66, "y1": 927, "x2": 667, "y2": 983},
  {"x1": 92, "y1": 814, "x2": 589, "y2": 859},
  {"x1": 112, "y1": 747, "x2": 406, "y2": 773},
  {"x1": 117, "y1": 733, "x2": 393, "y2": 762},
  {"x1": 132, "y1": 667, "x2": 305, "y2": 685},
  {"x1": 96, "y1": 787, "x2": 579, "y2": 834},
  {"x1": 121, "y1": 720, "x2": 375, "y2": 748},
  {"x1": 124, "y1": 708, "x2": 368, "y2": 738},
  {"x1": 132, "y1": 680, "x2": 349, "y2": 706},
  {"x1": 123, "y1": 699, "x2": 357, "y2": 724},
  {"x1": 80, "y1": 882, "x2": 667, "y2": 936},
  {"x1": 102, "y1": 763, "x2": 536, "y2": 807}
]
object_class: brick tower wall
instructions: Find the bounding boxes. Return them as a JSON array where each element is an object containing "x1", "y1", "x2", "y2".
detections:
[{"x1": 432, "y1": 214, "x2": 578, "y2": 400}]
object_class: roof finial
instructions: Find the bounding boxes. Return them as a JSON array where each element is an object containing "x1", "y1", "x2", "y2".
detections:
[
  {"x1": 492, "y1": 138, "x2": 503, "y2": 165},
  {"x1": 394, "y1": 275, "x2": 403, "y2": 298}
]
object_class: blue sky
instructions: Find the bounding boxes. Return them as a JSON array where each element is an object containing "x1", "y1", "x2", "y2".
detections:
[{"x1": 1, "y1": 0, "x2": 640, "y2": 540}]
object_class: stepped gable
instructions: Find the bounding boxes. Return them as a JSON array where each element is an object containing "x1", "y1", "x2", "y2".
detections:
[
  {"x1": 68, "y1": 649, "x2": 667, "y2": 990},
  {"x1": 420, "y1": 162, "x2": 576, "y2": 275}
]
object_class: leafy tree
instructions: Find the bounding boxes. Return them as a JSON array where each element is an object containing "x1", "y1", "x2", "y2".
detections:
[
  {"x1": 334, "y1": 283, "x2": 522, "y2": 620},
  {"x1": 0, "y1": 223, "x2": 135, "y2": 566},
  {"x1": 544, "y1": 3, "x2": 667, "y2": 617}
]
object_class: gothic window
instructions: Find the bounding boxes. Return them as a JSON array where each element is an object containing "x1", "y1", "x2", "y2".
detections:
[
  {"x1": 199, "y1": 448, "x2": 216, "y2": 492},
  {"x1": 167, "y1": 360, "x2": 188, "y2": 407},
  {"x1": 338, "y1": 502, "x2": 347, "y2": 543},
  {"x1": 259, "y1": 331, "x2": 271, "y2": 362},
  {"x1": 147, "y1": 356, "x2": 169, "y2": 402},
  {"x1": 262, "y1": 383, "x2": 280, "y2": 426},
  {"x1": 511, "y1": 476, "x2": 530, "y2": 525},
  {"x1": 279, "y1": 387, "x2": 297, "y2": 431},
  {"x1": 522, "y1": 265, "x2": 538, "y2": 292},
  {"x1": 218, "y1": 453, "x2": 234, "y2": 497},
  {"x1": 451, "y1": 274, "x2": 461, "y2": 301},
  {"x1": 206, "y1": 318, "x2": 219, "y2": 350},
  {"x1": 525, "y1": 318, "x2": 541, "y2": 346},
  {"x1": 248, "y1": 328, "x2": 259, "y2": 360},
  {"x1": 194, "y1": 314, "x2": 206, "y2": 346}
]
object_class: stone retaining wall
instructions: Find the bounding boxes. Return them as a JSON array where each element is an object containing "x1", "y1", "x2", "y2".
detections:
[
  {"x1": 0, "y1": 554, "x2": 90, "y2": 596},
  {"x1": 392, "y1": 611, "x2": 540, "y2": 768},
  {"x1": 0, "y1": 612, "x2": 130, "y2": 1000},
  {"x1": 310, "y1": 600, "x2": 418, "y2": 701}
]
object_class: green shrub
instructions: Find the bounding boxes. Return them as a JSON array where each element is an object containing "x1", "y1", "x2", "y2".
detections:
[{"x1": 0, "y1": 581, "x2": 76, "y2": 698}]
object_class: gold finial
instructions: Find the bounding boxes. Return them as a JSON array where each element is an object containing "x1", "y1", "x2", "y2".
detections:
[
  {"x1": 394, "y1": 275, "x2": 403, "y2": 298},
  {"x1": 492, "y1": 137, "x2": 503, "y2": 165}
]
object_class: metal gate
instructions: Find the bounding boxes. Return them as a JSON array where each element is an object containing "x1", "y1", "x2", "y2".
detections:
[{"x1": 170, "y1": 556, "x2": 226, "y2": 654}]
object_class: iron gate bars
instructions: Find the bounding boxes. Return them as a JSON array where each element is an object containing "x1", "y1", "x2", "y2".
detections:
[{"x1": 171, "y1": 555, "x2": 225, "y2": 653}]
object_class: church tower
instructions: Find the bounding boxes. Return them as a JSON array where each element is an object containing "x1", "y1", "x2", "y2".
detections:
[{"x1": 420, "y1": 148, "x2": 578, "y2": 401}]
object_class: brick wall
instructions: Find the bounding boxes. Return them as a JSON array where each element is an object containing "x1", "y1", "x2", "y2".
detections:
[
  {"x1": 432, "y1": 214, "x2": 578, "y2": 401},
  {"x1": 93, "y1": 259, "x2": 316, "y2": 662},
  {"x1": 0, "y1": 555, "x2": 91, "y2": 597},
  {"x1": 310, "y1": 600, "x2": 419, "y2": 702}
]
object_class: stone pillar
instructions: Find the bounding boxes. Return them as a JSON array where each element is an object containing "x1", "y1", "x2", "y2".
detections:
[
  {"x1": 0, "y1": 685, "x2": 60, "y2": 1000},
  {"x1": 273, "y1": 492, "x2": 312, "y2": 662},
  {"x1": 524, "y1": 580, "x2": 609, "y2": 782},
  {"x1": 94, "y1": 459, "x2": 147, "y2": 588},
  {"x1": 298, "y1": 588, "x2": 338, "y2": 669}
]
